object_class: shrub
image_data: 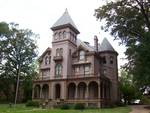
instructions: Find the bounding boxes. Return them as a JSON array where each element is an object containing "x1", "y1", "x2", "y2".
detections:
[
  {"x1": 26, "y1": 100, "x2": 39, "y2": 107},
  {"x1": 60, "y1": 104, "x2": 70, "y2": 109},
  {"x1": 141, "y1": 96, "x2": 150, "y2": 104},
  {"x1": 74, "y1": 103, "x2": 85, "y2": 110},
  {"x1": 53, "y1": 103, "x2": 70, "y2": 109}
]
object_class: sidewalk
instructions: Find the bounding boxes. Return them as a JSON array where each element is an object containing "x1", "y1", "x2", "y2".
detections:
[{"x1": 129, "y1": 105, "x2": 150, "y2": 113}]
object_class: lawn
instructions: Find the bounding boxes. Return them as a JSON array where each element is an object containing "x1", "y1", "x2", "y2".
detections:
[{"x1": 0, "y1": 104, "x2": 131, "y2": 113}]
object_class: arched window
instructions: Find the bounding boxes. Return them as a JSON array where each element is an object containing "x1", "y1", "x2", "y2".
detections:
[
  {"x1": 55, "y1": 64, "x2": 62, "y2": 76},
  {"x1": 59, "y1": 32, "x2": 62, "y2": 39},
  {"x1": 54, "y1": 32, "x2": 58, "y2": 40},
  {"x1": 79, "y1": 50, "x2": 85, "y2": 60},
  {"x1": 45, "y1": 56, "x2": 48, "y2": 65},
  {"x1": 63, "y1": 31, "x2": 67, "y2": 38}
]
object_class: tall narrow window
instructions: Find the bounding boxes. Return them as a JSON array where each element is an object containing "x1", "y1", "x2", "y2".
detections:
[
  {"x1": 63, "y1": 31, "x2": 67, "y2": 38},
  {"x1": 79, "y1": 50, "x2": 85, "y2": 60},
  {"x1": 110, "y1": 56, "x2": 113, "y2": 64},
  {"x1": 74, "y1": 66, "x2": 79, "y2": 74},
  {"x1": 59, "y1": 32, "x2": 62, "y2": 39},
  {"x1": 49, "y1": 56, "x2": 51, "y2": 64},
  {"x1": 54, "y1": 32, "x2": 58, "y2": 40},
  {"x1": 56, "y1": 48, "x2": 63, "y2": 56},
  {"x1": 56, "y1": 48, "x2": 59, "y2": 56},
  {"x1": 102, "y1": 56, "x2": 106, "y2": 64},
  {"x1": 55, "y1": 64, "x2": 62, "y2": 76},
  {"x1": 84, "y1": 65, "x2": 90, "y2": 75},
  {"x1": 59, "y1": 48, "x2": 63, "y2": 56}
]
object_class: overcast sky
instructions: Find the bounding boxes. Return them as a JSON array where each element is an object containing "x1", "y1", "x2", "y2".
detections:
[{"x1": 0, "y1": 0, "x2": 127, "y2": 69}]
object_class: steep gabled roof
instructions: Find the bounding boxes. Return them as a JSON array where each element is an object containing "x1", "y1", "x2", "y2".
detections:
[
  {"x1": 99, "y1": 38, "x2": 115, "y2": 52},
  {"x1": 77, "y1": 39, "x2": 94, "y2": 51},
  {"x1": 38, "y1": 47, "x2": 51, "y2": 62},
  {"x1": 51, "y1": 9, "x2": 79, "y2": 34}
]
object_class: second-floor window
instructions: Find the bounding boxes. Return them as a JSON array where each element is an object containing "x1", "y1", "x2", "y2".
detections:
[
  {"x1": 55, "y1": 64, "x2": 62, "y2": 76},
  {"x1": 79, "y1": 50, "x2": 85, "y2": 60},
  {"x1": 45, "y1": 56, "x2": 51, "y2": 65},
  {"x1": 84, "y1": 65, "x2": 90, "y2": 75},
  {"x1": 56, "y1": 48, "x2": 63, "y2": 56}
]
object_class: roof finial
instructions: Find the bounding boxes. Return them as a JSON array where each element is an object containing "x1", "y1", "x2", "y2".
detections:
[{"x1": 65, "y1": 8, "x2": 68, "y2": 13}]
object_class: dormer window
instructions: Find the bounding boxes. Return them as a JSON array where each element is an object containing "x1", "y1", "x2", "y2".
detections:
[
  {"x1": 45, "y1": 56, "x2": 49, "y2": 65},
  {"x1": 79, "y1": 50, "x2": 85, "y2": 60}
]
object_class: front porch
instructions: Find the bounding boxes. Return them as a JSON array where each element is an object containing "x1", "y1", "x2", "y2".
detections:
[{"x1": 32, "y1": 79, "x2": 111, "y2": 108}]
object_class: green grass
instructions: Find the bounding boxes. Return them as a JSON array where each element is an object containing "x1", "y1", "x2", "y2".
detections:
[{"x1": 0, "y1": 104, "x2": 131, "y2": 113}]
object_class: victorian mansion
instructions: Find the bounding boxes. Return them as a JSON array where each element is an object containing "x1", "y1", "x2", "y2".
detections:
[{"x1": 32, "y1": 10, "x2": 118, "y2": 108}]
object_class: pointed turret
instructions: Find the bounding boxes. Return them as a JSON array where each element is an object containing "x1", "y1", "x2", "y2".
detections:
[
  {"x1": 51, "y1": 9, "x2": 80, "y2": 34},
  {"x1": 99, "y1": 38, "x2": 115, "y2": 52}
]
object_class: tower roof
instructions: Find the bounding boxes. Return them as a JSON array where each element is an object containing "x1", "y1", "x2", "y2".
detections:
[
  {"x1": 51, "y1": 9, "x2": 79, "y2": 34},
  {"x1": 99, "y1": 38, "x2": 115, "y2": 52}
]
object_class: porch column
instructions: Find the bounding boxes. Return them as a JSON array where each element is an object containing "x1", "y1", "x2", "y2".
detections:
[
  {"x1": 49, "y1": 84, "x2": 51, "y2": 99},
  {"x1": 102, "y1": 82, "x2": 105, "y2": 99},
  {"x1": 85, "y1": 86, "x2": 89, "y2": 99},
  {"x1": 75, "y1": 86, "x2": 78, "y2": 99},
  {"x1": 98, "y1": 83, "x2": 100, "y2": 99},
  {"x1": 40, "y1": 85, "x2": 42, "y2": 99},
  {"x1": 32, "y1": 85, "x2": 34, "y2": 99}
]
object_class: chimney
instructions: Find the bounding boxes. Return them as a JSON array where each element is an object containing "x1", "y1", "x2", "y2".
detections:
[{"x1": 94, "y1": 35, "x2": 98, "y2": 52}]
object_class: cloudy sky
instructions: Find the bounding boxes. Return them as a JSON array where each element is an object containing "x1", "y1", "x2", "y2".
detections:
[{"x1": 0, "y1": 0, "x2": 126, "y2": 69}]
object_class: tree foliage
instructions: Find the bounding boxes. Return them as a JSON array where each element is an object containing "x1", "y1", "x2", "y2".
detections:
[
  {"x1": 95, "y1": 0, "x2": 150, "y2": 87},
  {"x1": 0, "y1": 22, "x2": 38, "y2": 102}
]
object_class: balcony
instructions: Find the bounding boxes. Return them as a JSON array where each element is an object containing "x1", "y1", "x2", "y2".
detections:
[
  {"x1": 36, "y1": 75, "x2": 50, "y2": 80},
  {"x1": 53, "y1": 56, "x2": 63, "y2": 61},
  {"x1": 67, "y1": 74, "x2": 98, "y2": 79}
]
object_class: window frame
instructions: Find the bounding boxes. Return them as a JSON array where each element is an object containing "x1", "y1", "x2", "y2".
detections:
[
  {"x1": 55, "y1": 63, "x2": 62, "y2": 76},
  {"x1": 79, "y1": 50, "x2": 85, "y2": 60}
]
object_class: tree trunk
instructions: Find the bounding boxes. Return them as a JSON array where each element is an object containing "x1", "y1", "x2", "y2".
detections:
[{"x1": 14, "y1": 68, "x2": 20, "y2": 105}]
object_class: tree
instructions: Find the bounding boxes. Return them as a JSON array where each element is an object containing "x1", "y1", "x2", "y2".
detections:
[
  {"x1": 0, "y1": 22, "x2": 38, "y2": 103},
  {"x1": 95, "y1": 0, "x2": 150, "y2": 88},
  {"x1": 119, "y1": 70, "x2": 136, "y2": 104}
]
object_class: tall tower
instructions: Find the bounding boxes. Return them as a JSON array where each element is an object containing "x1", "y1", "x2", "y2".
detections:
[
  {"x1": 50, "y1": 9, "x2": 80, "y2": 79},
  {"x1": 99, "y1": 38, "x2": 118, "y2": 103}
]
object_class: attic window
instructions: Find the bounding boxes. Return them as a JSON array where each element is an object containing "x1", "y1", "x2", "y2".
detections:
[{"x1": 79, "y1": 50, "x2": 85, "y2": 60}]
